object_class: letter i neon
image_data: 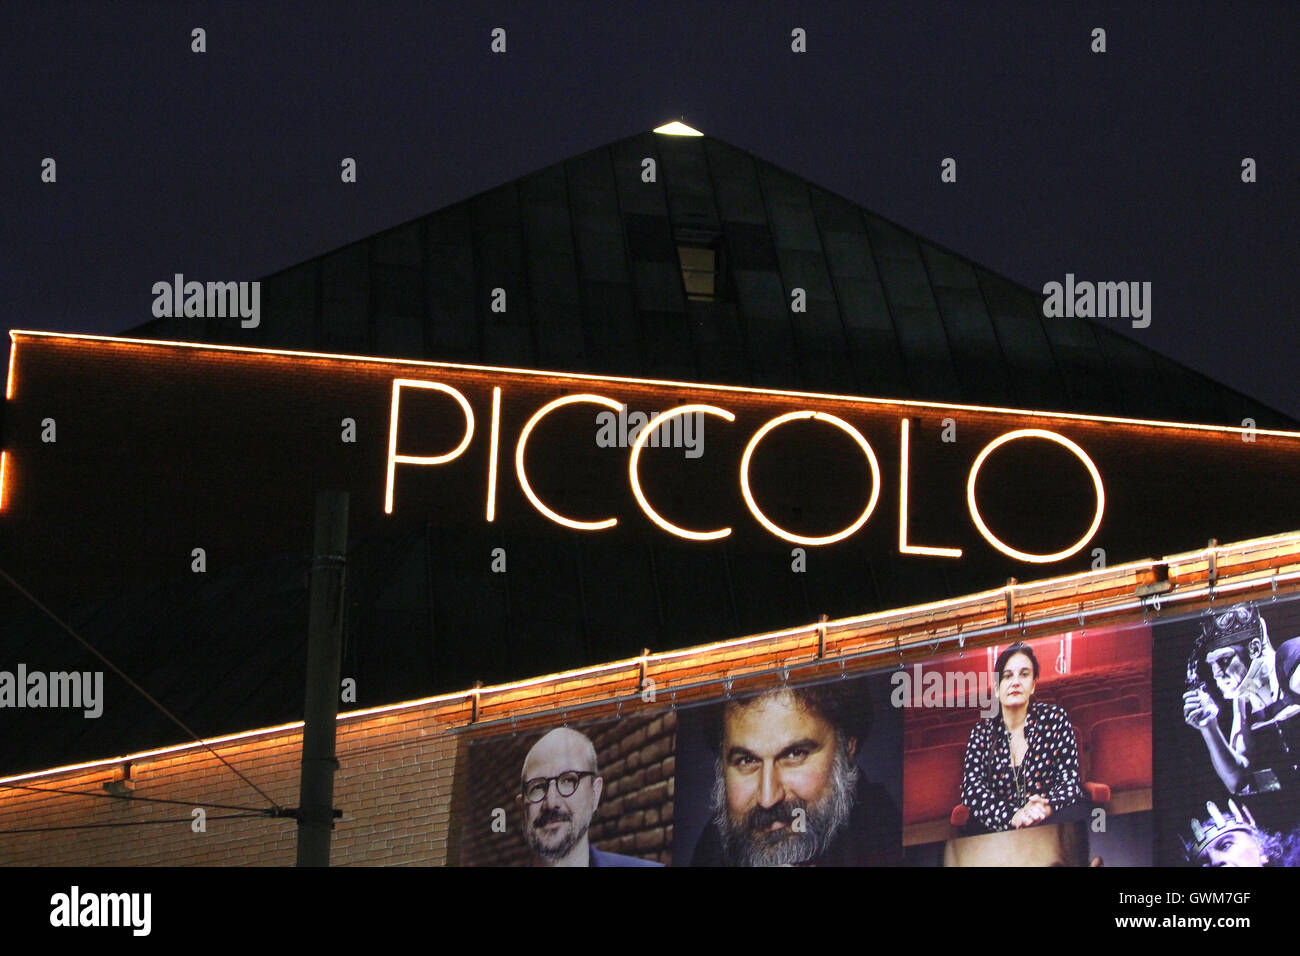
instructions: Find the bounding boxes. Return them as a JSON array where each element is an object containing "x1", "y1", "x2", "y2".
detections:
[{"x1": 486, "y1": 387, "x2": 502, "y2": 521}]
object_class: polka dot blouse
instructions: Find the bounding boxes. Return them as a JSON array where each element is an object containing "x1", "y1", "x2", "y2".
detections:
[{"x1": 960, "y1": 700, "x2": 1083, "y2": 832}]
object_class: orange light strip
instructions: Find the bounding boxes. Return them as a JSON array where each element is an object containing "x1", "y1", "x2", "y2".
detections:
[
  {"x1": 3, "y1": 531, "x2": 1300, "y2": 787},
  {"x1": 4, "y1": 336, "x2": 15, "y2": 400},
  {"x1": 0, "y1": 451, "x2": 7, "y2": 512},
  {"x1": 0, "y1": 719, "x2": 307, "y2": 786},
  {"x1": 12, "y1": 330, "x2": 1300, "y2": 440}
]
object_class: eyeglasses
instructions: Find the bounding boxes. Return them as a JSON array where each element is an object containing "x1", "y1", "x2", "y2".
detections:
[
  {"x1": 521, "y1": 771, "x2": 596, "y2": 803},
  {"x1": 521, "y1": 771, "x2": 595, "y2": 803}
]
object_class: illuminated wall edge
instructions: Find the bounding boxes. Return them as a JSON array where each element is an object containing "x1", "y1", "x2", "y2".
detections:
[
  {"x1": 3, "y1": 529, "x2": 1299, "y2": 788},
  {"x1": 10, "y1": 329, "x2": 1300, "y2": 439}
]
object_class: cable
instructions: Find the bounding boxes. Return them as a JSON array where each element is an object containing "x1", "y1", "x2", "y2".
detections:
[
  {"x1": 0, "y1": 567, "x2": 283, "y2": 812},
  {"x1": 0, "y1": 813, "x2": 268, "y2": 835},
  {"x1": 0, "y1": 781, "x2": 268, "y2": 814}
]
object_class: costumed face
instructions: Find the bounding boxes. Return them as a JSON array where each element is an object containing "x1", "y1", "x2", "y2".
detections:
[
  {"x1": 715, "y1": 690, "x2": 857, "y2": 866},
  {"x1": 1200, "y1": 830, "x2": 1268, "y2": 867},
  {"x1": 519, "y1": 729, "x2": 602, "y2": 864},
  {"x1": 1206, "y1": 647, "x2": 1250, "y2": 699},
  {"x1": 998, "y1": 652, "x2": 1037, "y2": 710}
]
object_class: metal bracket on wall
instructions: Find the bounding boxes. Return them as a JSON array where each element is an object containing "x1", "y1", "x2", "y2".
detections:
[
  {"x1": 1207, "y1": 539, "x2": 1219, "y2": 598},
  {"x1": 102, "y1": 761, "x2": 135, "y2": 798}
]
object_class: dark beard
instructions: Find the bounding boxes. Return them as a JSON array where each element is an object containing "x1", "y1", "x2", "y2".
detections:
[
  {"x1": 711, "y1": 741, "x2": 859, "y2": 866},
  {"x1": 524, "y1": 807, "x2": 590, "y2": 863}
]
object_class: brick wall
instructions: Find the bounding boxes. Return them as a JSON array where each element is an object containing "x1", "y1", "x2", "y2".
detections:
[{"x1": 0, "y1": 707, "x2": 462, "y2": 867}]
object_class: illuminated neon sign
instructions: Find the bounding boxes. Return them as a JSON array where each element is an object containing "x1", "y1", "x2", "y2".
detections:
[{"x1": 384, "y1": 378, "x2": 1107, "y2": 562}]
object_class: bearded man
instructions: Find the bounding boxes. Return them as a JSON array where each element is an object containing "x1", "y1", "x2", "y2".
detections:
[{"x1": 690, "y1": 683, "x2": 900, "y2": 866}]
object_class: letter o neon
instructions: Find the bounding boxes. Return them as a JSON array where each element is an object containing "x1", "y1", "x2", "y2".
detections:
[
  {"x1": 739, "y1": 411, "x2": 881, "y2": 546},
  {"x1": 965, "y1": 428, "x2": 1105, "y2": 563}
]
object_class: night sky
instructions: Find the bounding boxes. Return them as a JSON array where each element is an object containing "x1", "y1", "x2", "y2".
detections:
[{"x1": 4, "y1": 1, "x2": 1297, "y2": 419}]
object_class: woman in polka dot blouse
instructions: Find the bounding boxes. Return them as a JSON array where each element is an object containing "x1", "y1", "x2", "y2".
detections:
[{"x1": 960, "y1": 642, "x2": 1083, "y2": 833}]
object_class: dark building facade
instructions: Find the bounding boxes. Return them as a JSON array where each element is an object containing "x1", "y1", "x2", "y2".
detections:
[{"x1": 2, "y1": 129, "x2": 1297, "y2": 783}]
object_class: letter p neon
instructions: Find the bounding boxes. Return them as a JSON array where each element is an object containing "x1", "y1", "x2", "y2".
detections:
[{"x1": 384, "y1": 378, "x2": 475, "y2": 513}]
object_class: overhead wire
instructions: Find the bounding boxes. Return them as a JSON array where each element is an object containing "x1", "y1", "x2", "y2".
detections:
[
  {"x1": 0, "y1": 567, "x2": 284, "y2": 812},
  {"x1": 0, "y1": 813, "x2": 268, "y2": 835},
  {"x1": 0, "y1": 781, "x2": 272, "y2": 814}
]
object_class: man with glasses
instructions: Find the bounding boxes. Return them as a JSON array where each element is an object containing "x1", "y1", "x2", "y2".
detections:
[
  {"x1": 1183, "y1": 602, "x2": 1300, "y2": 794},
  {"x1": 517, "y1": 727, "x2": 661, "y2": 867}
]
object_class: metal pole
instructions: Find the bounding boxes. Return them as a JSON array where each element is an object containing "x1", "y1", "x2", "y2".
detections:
[{"x1": 296, "y1": 490, "x2": 349, "y2": 867}]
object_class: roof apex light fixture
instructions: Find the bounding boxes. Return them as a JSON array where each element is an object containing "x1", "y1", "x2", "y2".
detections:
[{"x1": 653, "y1": 120, "x2": 703, "y2": 136}]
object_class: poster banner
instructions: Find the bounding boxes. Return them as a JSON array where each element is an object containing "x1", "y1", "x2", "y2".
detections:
[
  {"x1": 454, "y1": 671, "x2": 903, "y2": 866},
  {"x1": 1154, "y1": 595, "x2": 1300, "y2": 866},
  {"x1": 457, "y1": 713, "x2": 674, "y2": 867},
  {"x1": 672, "y1": 673, "x2": 902, "y2": 866},
  {"x1": 902, "y1": 624, "x2": 1153, "y2": 866}
]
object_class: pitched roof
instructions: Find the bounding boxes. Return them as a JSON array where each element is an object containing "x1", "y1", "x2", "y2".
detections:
[{"x1": 132, "y1": 130, "x2": 1294, "y2": 429}]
